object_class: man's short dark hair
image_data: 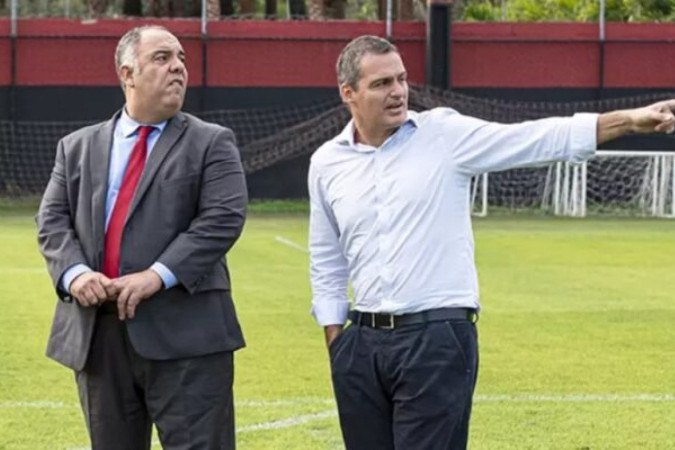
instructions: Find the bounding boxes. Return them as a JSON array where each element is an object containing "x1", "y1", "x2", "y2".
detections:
[{"x1": 336, "y1": 35, "x2": 398, "y2": 89}]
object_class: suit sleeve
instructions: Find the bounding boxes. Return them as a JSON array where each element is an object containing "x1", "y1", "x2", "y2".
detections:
[
  {"x1": 36, "y1": 138, "x2": 88, "y2": 301},
  {"x1": 156, "y1": 127, "x2": 248, "y2": 294}
]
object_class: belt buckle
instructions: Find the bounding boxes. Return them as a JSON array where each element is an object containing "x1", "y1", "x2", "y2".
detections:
[{"x1": 372, "y1": 313, "x2": 395, "y2": 329}]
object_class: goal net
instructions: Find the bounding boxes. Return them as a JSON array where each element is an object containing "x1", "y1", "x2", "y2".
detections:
[{"x1": 471, "y1": 151, "x2": 675, "y2": 218}]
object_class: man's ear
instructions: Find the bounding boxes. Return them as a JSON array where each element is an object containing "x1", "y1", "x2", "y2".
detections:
[
  {"x1": 119, "y1": 66, "x2": 134, "y2": 89},
  {"x1": 339, "y1": 83, "x2": 354, "y2": 104}
]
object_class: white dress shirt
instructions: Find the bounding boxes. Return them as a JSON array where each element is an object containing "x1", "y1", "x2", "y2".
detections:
[{"x1": 308, "y1": 107, "x2": 598, "y2": 326}]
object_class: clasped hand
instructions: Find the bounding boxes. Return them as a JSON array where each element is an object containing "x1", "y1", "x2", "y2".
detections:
[{"x1": 69, "y1": 270, "x2": 163, "y2": 320}]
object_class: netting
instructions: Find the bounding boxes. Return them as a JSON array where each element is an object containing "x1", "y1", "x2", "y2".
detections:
[
  {"x1": 471, "y1": 152, "x2": 675, "y2": 217},
  {"x1": 483, "y1": 167, "x2": 552, "y2": 210},
  {"x1": 587, "y1": 155, "x2": 656, "y2": 213},
  {"x1": 574, "y1": 153, "x2": 673, "y2": 216},
  {"x1": 1, "y1": 86, "x2": 674, "y2": 200},
  {"x1": 0, "y1": 96, "x2": 343, "y2": 197}
]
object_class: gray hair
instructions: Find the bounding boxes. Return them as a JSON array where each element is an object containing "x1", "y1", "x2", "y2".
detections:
[
  {"x1": 336, "y1": 35, "x2": 398, "y2": 89},
  {"x1": 115, "y1": 25, "x2": 169, "y2": 79}
]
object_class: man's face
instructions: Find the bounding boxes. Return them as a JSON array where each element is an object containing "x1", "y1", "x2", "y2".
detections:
[
  {"x1": 341, "y1": 51, "x2": 408, "y2": 140},
  {"x1": 122, "y1": 28, "x2": 188, "y2": 121}
]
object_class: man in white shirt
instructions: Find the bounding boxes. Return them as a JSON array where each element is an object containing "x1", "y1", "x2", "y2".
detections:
[{"x1": 308, "y1": 35, "x2": 675, "y2": 450}]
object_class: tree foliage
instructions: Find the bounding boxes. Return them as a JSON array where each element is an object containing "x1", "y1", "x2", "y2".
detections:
[
  {"x1": 459, "y1": 0, "x2": 675, "y2": 22},
  {"x1": 2, "y1": 0, "x2": 674, "y2": 21}
]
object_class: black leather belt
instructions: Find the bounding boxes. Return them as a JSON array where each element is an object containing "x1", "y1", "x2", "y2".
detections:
[{"x1": 349, "y1": 307, "x2": 477, "y2": 329}]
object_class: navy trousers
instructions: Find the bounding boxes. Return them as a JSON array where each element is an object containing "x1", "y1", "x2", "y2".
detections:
[{"x1": 330, "y1": 318, "x2": 479, "y2": 450}]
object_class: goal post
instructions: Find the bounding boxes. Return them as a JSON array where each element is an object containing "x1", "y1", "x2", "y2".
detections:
[{"x1": 471, "y1": 150, "x2": 675, "y2": 218}]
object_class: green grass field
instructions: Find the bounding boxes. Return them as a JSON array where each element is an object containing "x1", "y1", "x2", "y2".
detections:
[{"x1": 1, "y1": 206, "x2": 674, "y2": 449}]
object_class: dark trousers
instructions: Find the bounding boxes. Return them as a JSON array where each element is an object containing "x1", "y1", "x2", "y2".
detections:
[
  {"x1": 330, "y1": 318, "x2": 479, "y2": 450},
  {"x1": 75, "y1": 312, "x2": 236, "y2": 450}
]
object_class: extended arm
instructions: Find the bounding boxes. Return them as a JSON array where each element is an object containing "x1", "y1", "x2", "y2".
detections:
[{"x1": 445, "y1": 98, "x2": 675, "y2": 176}]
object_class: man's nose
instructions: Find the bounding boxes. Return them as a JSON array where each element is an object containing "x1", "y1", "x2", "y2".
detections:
[
  {"x1": 170, "y1": 57, "x2": 186, "y2": 72},
  {"x1": 391, "y1": 80, "x2": 405, "y2": 97}
]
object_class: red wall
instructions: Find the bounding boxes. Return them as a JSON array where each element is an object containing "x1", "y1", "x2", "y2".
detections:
[{"x1": 0, "y1": 19, "x2": 674, "y2": 88}]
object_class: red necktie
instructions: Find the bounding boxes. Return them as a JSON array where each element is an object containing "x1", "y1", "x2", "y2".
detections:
[{"x1": 102, "y1": 125, "x2": 154, "y2": 278}]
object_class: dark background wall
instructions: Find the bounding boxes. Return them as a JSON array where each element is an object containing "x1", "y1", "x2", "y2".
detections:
[{"x1": 1, "y1": 19, "x2": 674, "y2": 197}]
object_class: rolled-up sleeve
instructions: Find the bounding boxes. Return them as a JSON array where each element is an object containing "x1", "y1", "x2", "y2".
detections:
[
  {"x1": 567, "y1": 113, "x2": 598, "y2": 164},
  {"x1": 308, "y1": 160, "x2": 350, "y2": 326}
]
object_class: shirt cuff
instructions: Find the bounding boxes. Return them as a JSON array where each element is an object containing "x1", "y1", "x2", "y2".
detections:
[
  {"x1": 150, "y1": 262, "x2": 178, "y2": 289},
  {"x1": 311, "y1": 299, "x2": 351, "y2": 326},
  {"x1": 569, "y1": 113, "x2": 599, "y2": 164},
  {"x1": 60, "y1": 264, "x2": 93, "y2": 292}
]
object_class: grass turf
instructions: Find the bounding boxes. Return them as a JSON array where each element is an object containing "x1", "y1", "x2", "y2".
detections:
[{"x1": 1, "y1": 206, "x2": 674, "y2": 449}]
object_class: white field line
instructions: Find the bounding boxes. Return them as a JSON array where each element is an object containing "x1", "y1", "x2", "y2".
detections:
[
  {"x1": 238, "y1": 398, "x2": 335, "y2": 407},
  {"x1": 7, "y1": 393, "x2": 675, "y2": 413},
  {"x1": 474, "y1": 393, "x2": 675, "y2": 403},
  {"x1": 238, "y1": 409, "x2": 336, "y2": 433},
  {"x1": 274, "y1": 235, "x2": 308, "y2": 253}
]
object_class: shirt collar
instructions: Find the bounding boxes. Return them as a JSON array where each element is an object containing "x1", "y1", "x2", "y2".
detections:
[
  {"x1": 335, "y1": 110, "x2": 419, "y2": 148},
  {"x1": 118, "y1": 108, "x2": 168, "y2": 138}
]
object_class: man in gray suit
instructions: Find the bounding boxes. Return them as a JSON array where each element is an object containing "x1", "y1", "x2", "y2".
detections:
[{"x1": 36, "y1": 25, "x2": 247, "y2": 449}]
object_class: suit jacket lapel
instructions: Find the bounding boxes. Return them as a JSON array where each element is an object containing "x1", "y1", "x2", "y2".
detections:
[
  {"x1": 90, "y1": 112, "x2": 119, "y2": 268},
  {"x1": 126, "y1": 112, "x2": 188, "y2": 223}
]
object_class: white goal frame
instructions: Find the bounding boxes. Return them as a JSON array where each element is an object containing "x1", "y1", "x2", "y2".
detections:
[{"x1": 471, "y1": 150, "x2": 675, "y2": 218}]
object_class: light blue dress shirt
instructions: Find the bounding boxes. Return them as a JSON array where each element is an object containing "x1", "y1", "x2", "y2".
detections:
[
  {"x1": 308, "y1": 108, "x2": 598, "y2": 326},
  {"x1": 61, "y1": 109, "x2": 178, "y2": 291}
]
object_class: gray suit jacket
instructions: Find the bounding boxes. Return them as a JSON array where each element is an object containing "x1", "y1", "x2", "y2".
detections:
[{"x1": 36, "y1": 110, "x2": 248, "y2": 371}]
